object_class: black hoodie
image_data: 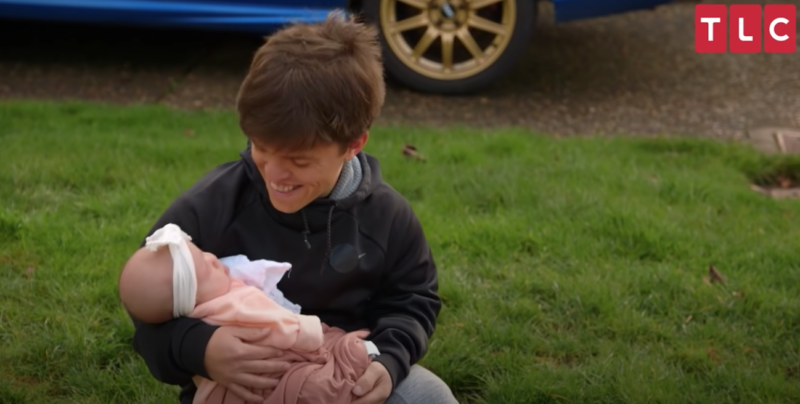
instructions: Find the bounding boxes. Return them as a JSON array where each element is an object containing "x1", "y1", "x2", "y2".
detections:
[{"x1": 129, "y1": 146, "x2": 441, "y2": 403}]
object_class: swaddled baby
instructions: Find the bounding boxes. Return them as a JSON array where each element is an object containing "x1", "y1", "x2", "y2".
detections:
[{"x1": 118, "y1": 223, "x2": 373, "y2": 404}]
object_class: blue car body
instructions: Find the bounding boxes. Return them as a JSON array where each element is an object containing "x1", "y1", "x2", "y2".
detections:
[{"x1": 0, "y1": 0, "x2": 674, "y2": 34}]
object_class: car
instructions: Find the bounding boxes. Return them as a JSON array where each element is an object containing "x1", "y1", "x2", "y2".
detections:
[{"x1": 0, "y1": 0, "x2": 675, "y2": 94}]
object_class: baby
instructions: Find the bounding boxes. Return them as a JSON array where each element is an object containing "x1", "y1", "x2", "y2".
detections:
[{"x1": 118, "y1": 223, "x2": 374, "y2": 404}]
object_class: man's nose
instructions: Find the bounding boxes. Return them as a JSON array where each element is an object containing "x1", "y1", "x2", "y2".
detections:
[{"x1": 262, "y1": 162, "x2": 290, "y2": 179}]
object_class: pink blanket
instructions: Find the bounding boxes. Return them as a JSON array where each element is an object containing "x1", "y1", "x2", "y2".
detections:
[{"x1": 189, "y1": 279, "x2": 371, "y2": 404}]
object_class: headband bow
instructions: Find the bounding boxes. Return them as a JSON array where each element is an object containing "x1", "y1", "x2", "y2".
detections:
[{"x1": 144, "y1": 223, "x2": 197, "y2": 317}]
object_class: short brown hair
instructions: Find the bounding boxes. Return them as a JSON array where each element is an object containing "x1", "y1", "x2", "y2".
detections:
[{"x1": 235, "y1": 11, "x2": 385, "y2": 151}]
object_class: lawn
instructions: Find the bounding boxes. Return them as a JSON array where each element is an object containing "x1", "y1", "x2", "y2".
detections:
[{"x1": 1, "y1": 100, "x2": 800, "y2": 404}]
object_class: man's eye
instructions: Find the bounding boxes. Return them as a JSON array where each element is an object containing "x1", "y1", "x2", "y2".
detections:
[{"x1": 293, "y1": 160, "x2": 310, "y2": 167}]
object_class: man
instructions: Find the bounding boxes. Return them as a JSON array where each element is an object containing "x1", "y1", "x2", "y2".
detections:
[{"x1": 128, "y1": 11, "x2": 459, "y2": 404}]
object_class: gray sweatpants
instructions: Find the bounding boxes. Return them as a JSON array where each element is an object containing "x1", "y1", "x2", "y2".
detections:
[{"x1": 385, "y1": 365, "x2": 460, "y2": 404}]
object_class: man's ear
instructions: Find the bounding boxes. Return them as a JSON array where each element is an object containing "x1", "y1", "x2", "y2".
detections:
[{"x1": 346, "y1": 133, "x2": 369, "y2": 159}]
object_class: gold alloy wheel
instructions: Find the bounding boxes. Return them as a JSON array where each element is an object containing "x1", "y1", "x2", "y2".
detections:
[{"x1": 378, "y1": 0, "x2": 516, "y2": 81}]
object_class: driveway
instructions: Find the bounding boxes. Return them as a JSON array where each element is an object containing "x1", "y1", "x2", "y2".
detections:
[{"x1": 0, "y1": 0, "x2": 798, "y2": 138}]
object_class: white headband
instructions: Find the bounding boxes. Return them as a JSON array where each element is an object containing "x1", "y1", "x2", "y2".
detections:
[{"x1": 144, "y1": 223, "x2": 197, "y2": 317}]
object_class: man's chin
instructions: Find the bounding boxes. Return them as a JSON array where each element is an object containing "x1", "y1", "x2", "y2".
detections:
[
  {"x1": 268, "y1": 196, "x2": 306, "y2": 214},
  {"x1": 274, "y1": 206, "x2": 301, "y2": 214},
  {"x1": 270, "y1": 201, "x2": 299, "y2": 214}
]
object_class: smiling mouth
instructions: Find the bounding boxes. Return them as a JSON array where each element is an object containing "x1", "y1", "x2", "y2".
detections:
[{"x1": 269, "y1": 182, "x2": 301, "y2": 193}]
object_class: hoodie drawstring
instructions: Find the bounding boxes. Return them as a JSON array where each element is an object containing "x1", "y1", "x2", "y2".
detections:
[
  {"x1": 300, "y1": 205, "x2": 337, "y2": 274},
  {"x1": 322, "y1": 204, "x2": 335, "y2": 274},
  {"x1": 301, "y1": 210, "x2": 311, "y2": 249}
]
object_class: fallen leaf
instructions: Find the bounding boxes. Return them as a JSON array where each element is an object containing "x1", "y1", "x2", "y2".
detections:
[
  {"x1": 707, "y1": 347, "x2": 721, "y2": 363},
  {"x1": 683, "y1": 315, "x2": 693, "y2": 323},
  {"x1": 183, "y1": 129, "x2": 195, "y2": 137},
  {"x1": 24, "y1": 266, "x2": 34, "y2": 278},
  {"x1": 402, "y1": 144, "x2": 426, "y2": 161},
  {"x1": 778, "y1": 176, "x2": 792, "y2": 188},
  {"x1": 708, "y1": 265, "x2": 726, "y2": 283}
]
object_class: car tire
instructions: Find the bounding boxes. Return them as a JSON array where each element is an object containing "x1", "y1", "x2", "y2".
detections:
[{"x1": 361, "y1": 0, "x2": 535, "y2": 95}]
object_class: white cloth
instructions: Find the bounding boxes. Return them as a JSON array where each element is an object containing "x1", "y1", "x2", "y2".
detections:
[
  {"x1": 218, "y1": 255, "x2": 302, "y2": 314},
  {"x1": 144, "y1": 223, "x2": 197, "y2": 318}
]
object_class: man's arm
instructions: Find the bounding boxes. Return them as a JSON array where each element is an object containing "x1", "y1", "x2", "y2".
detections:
[
  {"x1": 130, "y1": 316, "x2": 218, "y2": 384},
  {"x1": 128, "y1": 197, "x2": 220, "y2": 385},
  {"x1": 365, "y1": 202, "x2": 441, "y2": 388}
]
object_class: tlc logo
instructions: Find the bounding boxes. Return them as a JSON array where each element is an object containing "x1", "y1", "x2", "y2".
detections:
[{"x1": 695, "y1": 4, "x2": 796, "y2": 53}]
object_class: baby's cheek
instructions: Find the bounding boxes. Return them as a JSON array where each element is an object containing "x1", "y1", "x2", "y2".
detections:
[
  {"x1": 218, "y1": 278, "x2": 232, "y2": 296},
  {"x1": 194, "y1": 276, "x2": 226, "y2": 304},
  {"x1": 211, "y1": 274, "x2": 233, "y2": 297}
]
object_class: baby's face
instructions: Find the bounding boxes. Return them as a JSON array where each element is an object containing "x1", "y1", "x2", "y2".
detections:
[{"x1": 190, "y1": 245, "x2": 233, "y2": 304}]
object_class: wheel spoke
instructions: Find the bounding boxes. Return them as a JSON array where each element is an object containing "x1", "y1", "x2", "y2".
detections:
[
  {"x1": 456, "y1": 28, "x2": 483, "y2": 60},
  {"x1": 467, "y1": 14, "x2": 509, "y2": 36},
  {"x1": 413, "y1": 27, "x2": 440, "y2": 60},
  {"x1": 467, "y1": 0, "x2": 503, "y2": 10},
  {"x1": 390, "y1": 13, "x2": 430, "y2": 33},
  {"x1": 441, "y1": 32, "x2": 455, "y2": 70},
  {"x1": 397, "y1": 0, "x2": 429, "y2": 9}
]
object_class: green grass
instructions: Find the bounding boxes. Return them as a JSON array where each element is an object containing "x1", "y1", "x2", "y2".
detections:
[{"x1": 2, "y1": 100, "x2": 800, "y2": 404}]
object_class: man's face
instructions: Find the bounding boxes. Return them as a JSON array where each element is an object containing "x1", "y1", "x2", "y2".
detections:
[{"x1": 250, "y1": 134, "x2": 367, "y2": 213}]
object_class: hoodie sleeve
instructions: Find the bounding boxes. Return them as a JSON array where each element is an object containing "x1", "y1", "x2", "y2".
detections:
[
  {"x1": 366, "y1": 200, "x2": 441, "y2": 388},
  {"x1": 128, "y1": 196, "x2": 220, "y2": 385}
]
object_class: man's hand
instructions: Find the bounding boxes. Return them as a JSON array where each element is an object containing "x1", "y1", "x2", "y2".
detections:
[
  {"x1": 204, "y1": 326, "x2": 291, "y2": 403},
  {"x1": 352, "y1": 361, "x2": 392, "y2": 404}
]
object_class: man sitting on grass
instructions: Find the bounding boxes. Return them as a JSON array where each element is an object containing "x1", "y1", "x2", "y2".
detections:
[{"x1": 126, "y1": 11, "x2": 459, "y2": 404}]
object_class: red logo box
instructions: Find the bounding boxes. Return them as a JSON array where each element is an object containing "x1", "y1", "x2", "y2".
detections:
[
  {"x1": 764, "y1": 4, "x2": 796, "y2": 53},
  {"x1": 695, "y1": 4, "x2": 796, "y2": 53},
  {"x1": 730, "y1": 5, "x2": 761, "y2": 53},
  {"x1": 695, "y1": 4, "x2": 727, "y2": 53}
]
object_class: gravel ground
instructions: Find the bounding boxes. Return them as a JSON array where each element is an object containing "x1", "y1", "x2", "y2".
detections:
[{"x1": 0, "y1": 0, "x2": 798, "y2": 138}]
